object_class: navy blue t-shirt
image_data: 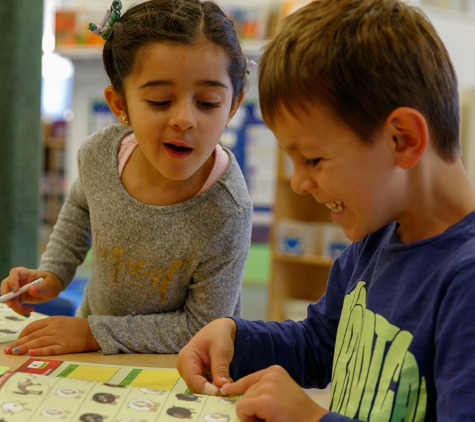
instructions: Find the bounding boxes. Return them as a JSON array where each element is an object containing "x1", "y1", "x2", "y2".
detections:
[{"x1": 233, "y1": 212, "x2": 475, "y2": 421}]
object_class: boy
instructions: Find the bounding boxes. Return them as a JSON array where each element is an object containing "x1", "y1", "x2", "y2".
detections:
[{"x1": 176, "y1": 0, "x2": 475, "y2": 420}]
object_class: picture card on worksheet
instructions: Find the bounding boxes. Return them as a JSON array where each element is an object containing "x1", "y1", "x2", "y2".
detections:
[
  {"x1": 0, "y1": 304, "x2": 47, "y2": 344},
  {"x1": 0, "y1": 370, "x2": 240, "y2": 421}
]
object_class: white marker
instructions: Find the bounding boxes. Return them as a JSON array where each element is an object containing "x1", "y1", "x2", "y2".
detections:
[{"x1": 0, "y1": 278, "x2": 44, "y2": 303}]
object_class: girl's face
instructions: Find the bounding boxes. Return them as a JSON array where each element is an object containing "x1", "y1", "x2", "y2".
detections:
[
  {"x1": 270, "y1": 103, "x2": 407, "y2": 242},
  {"x1": 114, "y1": 40, "x2": 241, "y2": 184}
]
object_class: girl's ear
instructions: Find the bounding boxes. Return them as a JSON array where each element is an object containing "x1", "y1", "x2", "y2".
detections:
[
  {"x1": 104, "y1": 86, "x2": 127, "y2": 124},
  {"x1": 227, "y1": 92, "x2": 245, "y2": 125},
  {"x1": 385, "y1": 107, "x2": 429, "y2": 169}
]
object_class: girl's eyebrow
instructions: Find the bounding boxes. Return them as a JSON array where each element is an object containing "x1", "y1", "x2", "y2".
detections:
[
  {"x1": 139, "y1": 79, "x2": 228, "y2": 89},
  {"x1": 200, "y1": 80, "x2": 229, "y2": 89}
]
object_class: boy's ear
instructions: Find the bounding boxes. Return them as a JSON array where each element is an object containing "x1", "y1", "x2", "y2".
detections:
[
  {"x1": 104, "y1": 86, "x2": 127, "y2": 123},
  {"x1": 385, "y1": 107, "x2": 429, "y2": 169}
]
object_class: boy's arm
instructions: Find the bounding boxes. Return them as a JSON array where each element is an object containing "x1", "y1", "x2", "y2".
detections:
[
  {"x1": 434, "y1": 263, "x2": 475, "y2": 421},
  {"x1": 230, "y1": 248, "x2": 352, "y2": 388},
  {"x1": 230, "y1": 315, "x2": 333, "y2": 389}
]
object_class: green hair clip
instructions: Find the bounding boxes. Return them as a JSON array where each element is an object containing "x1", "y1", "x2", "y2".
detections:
[{"x1": 88, "y1": 0, "x2": 123, "y2": 40}]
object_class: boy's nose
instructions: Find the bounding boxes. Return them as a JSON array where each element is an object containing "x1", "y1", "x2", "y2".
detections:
[
  {"x1": 291, "y1": 169, "x2": 316, "y2": 195},
  {"x1": 169, "y1": 103, "x2": 197, "y2": 131}
]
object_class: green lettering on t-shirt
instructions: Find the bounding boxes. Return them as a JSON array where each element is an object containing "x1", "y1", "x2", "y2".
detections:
[{"x1": 330, "y1": 281, "x2": 427, "y2": 421}]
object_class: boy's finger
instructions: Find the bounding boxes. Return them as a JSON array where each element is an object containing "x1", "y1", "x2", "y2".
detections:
[
  {"x1": 221, "y1": 371, "x2": 263, "y2": 396},
  {"x1": 210, "y1": 361, "x2": 233, "y2": 387},
  {"x1": 186, "y1": 373, "x2": 210, "y2": 395},
  {"x1": 208, "y1": 344, "x2": 235, "y2": 386},
  {"x1": 176, "y1": 353, "x2": 211, "y2": 394}
]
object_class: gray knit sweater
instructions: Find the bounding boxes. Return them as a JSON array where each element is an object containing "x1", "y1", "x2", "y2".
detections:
[{"x1": 39, "y1": 124, "x2": 253, "y2": 354}]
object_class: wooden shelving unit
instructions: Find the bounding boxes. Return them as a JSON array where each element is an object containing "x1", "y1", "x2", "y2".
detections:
[
  {"x1": 266, "y1": 150, "x2": 340, "y2": 321},
  {"x1": 40, "y1": 121, "x2": 66, "y2": 253}
]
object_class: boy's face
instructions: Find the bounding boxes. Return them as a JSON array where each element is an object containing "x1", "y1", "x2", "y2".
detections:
[{"x1": 269, "y1": 103, "x2": 405, "y2": 242}]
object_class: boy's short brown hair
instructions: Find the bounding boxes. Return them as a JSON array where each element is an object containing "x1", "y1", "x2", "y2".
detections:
[{"x1": 259, "y1": 0, "x2": 460, "y2": 162}]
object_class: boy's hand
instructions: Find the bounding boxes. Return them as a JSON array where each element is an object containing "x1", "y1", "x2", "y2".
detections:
[
  {"x1": 177, "y1": 318, "x2": 237, "y2": 394},
  {"x1": 4, "y1": 316, "x2": 100, "y2": 356},
  {"x1": 1, "y1": 267, "x2": 63, "y2": 316},
  {"x1": 221, "y1": 365, "x2": 329, "y2": 422}
]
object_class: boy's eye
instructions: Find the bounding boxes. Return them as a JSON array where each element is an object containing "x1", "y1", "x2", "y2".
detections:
[{"x1": 306, "y1": 158, "x2": 321, "y2": 167}]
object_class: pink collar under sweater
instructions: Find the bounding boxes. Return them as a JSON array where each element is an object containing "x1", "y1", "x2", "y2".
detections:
[{"x1": 117, "y1": 132, "x2": 230, "y2": 196}]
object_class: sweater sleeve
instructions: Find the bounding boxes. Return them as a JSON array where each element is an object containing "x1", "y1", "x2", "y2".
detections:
[
  {"x1": 38, "y1": 177, "x2": 92, "y2": 287},
  {"x1": 88, "y1": 202, "x2": 253, "y2": 354}
]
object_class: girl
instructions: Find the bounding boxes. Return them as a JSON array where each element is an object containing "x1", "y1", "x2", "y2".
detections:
[{"x1": 1, "y1": 0, "x2": 252, "y2": 355}]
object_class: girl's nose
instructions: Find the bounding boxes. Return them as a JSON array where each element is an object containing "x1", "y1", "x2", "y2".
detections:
[
  {"x1": 169, "y1": 102, "x2": 197, "y2": 131},
  {"x1": 290, "y1": 167, "x2": 316, "y2": 195}
]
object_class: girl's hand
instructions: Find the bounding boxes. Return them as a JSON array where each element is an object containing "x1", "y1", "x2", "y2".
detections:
[
  {"x1": 4, "y1": 316, "x2": 100, "y2": 356},
  {"x1": 1, "y1": 267, "x2": 63, "y2": 316},
  {"x1": 221, "y1": 365, "x2": 329, "y2": 422},
  {"x1": 177, "y1": 318, "x2": 237, "y2": 394}
]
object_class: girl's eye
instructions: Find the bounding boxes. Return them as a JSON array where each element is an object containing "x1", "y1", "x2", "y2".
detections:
[
  {"x1": 147, "y1": 100, "x2": 220, "y2": 110},
  {"x1": 306, "y1": 158, "x2": 321, "y2": 167},
  {"x1": 147, "y1": 100, "x2": 171, "y2": 108},
  {"x1": 198, "y1": 101, "x2": 220, "y2": 110}
]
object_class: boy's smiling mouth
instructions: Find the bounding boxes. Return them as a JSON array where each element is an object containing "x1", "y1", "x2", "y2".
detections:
[{"x1": 326, "y1": 200, "x2": 344, "y2": 214}]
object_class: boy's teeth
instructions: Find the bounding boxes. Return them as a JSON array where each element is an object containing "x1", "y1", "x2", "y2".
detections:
[{"x1": 326, "y1": 201, "x2": 344, "y2": 213}]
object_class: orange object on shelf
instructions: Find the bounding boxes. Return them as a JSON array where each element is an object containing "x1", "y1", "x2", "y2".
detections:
[
  {"x1": 55, "y1": 11, "x2": 77, "y2": 46},
  {"x1": 55, "y1": 9, "x2": 106, "y2": 47}
]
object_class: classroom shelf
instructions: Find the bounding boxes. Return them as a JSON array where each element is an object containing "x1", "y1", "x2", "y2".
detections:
[
  {"x1": 273, "y1": 252, "x2": 334, "y2": 266},
  {"x1": 266, "y1": 149, "x2": 350, "y2": 321},
  {"x1": 40, "y1": 121, "x2": 67, "y2": 253}
]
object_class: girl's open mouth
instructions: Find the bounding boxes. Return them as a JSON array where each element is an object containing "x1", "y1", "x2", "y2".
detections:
[{"x1": 164, "y1": 143, "x2": 193, "y2": 158}]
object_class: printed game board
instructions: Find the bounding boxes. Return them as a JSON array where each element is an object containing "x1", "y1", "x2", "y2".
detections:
[
  {"x1": 14, "y1": 358, "x2": 188, "y2": 392},
  {"x1": 0, "y1": 370, "x2": 240, "y2": 421},
  {"x1": 0, "y1": 304, "x2": 47, "y2": 343}
]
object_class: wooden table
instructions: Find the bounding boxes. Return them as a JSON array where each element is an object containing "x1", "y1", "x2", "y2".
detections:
[{"x1": 0, "y1": 350, "x2": 178, "y2": 371}]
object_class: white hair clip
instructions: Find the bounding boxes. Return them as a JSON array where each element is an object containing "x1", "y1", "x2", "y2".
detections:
[{"x1": 246, "y1": 58, "x2": 258, "y2": 75}]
